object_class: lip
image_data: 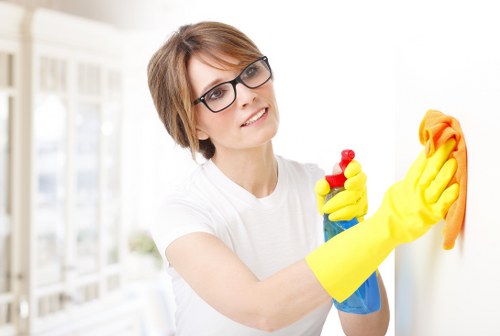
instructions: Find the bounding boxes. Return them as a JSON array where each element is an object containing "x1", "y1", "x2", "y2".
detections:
[{"x1": 241, "y1": 108, "x2": 268, "y2": 127}]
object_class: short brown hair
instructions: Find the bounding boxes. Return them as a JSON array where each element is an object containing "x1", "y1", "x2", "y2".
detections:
[{"x1": 147, "y1": 21, "x2": 263, "y2": 160}]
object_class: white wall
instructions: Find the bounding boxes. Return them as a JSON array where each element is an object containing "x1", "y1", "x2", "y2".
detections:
[{"x1": 394, "y1": 1, "x2": 500, "y2": 335}]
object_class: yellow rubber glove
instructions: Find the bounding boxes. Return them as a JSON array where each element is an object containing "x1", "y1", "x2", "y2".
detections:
[
  {"x1": 314, "y1": 160, "x2": 368, "y2": 222},
  {"x1": 306, "y1": 138, "x2": 459, "y2": 302}
]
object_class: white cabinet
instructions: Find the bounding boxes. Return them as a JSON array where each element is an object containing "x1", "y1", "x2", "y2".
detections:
[{"x1": 0, "y1": 3, "x2": 139, "y2": 335}]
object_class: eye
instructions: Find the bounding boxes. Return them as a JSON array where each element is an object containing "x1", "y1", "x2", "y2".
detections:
[
  {"x1": 243, "y1": 64, "x2": 262, "y2": 79},
  {"x1": 206, "y1": 85, "x2": 229, "y2": 102}
]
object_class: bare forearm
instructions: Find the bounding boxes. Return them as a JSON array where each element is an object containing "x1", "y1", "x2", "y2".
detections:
[
  {"x1": 209, "y1": 259, "x2": 331, "y2": 331},
  {"x1": 337, "y1": 273, "x2": 390, "y2": 336},
  {"x1": 168, "y1": 233, "x2": 331, "y2": 331},
  {"x1": 249, "y1": 260, "x2": 331, "y2": 331}
]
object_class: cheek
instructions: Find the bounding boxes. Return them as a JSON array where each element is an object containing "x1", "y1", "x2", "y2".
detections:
[
  {"x1": 266, "y1": 92, "x2": 279, "y2": 119},
  {"x1": 264, "y1": 86, "x2": 278, "y2": 108},
  {"x1": 197, "y1": 109, "x2": 233, "y2": 135}
]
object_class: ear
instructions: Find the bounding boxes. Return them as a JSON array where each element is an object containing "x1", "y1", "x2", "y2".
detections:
[{"x1": 196, "y1": 128, "x2": 209, "y2": 141}]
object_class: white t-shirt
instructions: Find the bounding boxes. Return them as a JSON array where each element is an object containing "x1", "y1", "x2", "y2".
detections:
[{"x1": 151, "y1": 156, "x2": 332, "y2": 335}]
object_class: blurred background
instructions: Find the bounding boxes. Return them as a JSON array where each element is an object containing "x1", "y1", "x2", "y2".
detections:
[
  {"x1": 1, "y1": 0, "x2": 402, "y2": 335},
  {"x1": 3, "y1": 0, "x2": 498, "y2": 335}
]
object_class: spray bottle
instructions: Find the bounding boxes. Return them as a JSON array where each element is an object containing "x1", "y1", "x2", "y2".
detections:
[{"x1": 323, "y1": 149, "x2": 381, "y2": 314}]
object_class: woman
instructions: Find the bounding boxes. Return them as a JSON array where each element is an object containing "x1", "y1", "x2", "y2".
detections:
[{"x1": 147, "y1": 21, "x2": 459, "y2": 335}]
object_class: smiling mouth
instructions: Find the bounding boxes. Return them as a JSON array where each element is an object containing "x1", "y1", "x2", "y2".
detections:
[{"x1": 241, "y1": 109, "x2": 268, "y2": 127}]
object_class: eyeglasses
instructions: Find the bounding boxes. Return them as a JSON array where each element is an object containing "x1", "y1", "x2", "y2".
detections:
[{"x1": 193, "y1": 56, "x2": 272, "y2": 113}]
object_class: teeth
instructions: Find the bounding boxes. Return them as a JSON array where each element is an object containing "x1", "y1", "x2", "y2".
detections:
[{"x1": 243, "y1": 109, "x2": 266, "y2": 126}]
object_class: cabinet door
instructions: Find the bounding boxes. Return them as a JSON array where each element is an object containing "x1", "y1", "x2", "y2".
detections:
[
  {"x1": 33, "y1": 56, "x2": 69, "y2": 321},
  {"x1": 75, "y1": 101, "x2": 100, "y2": 276},
  {"x1": 74, "y1": 63, "x2": 101, "y2": 304},
  {"x1": 102, "y1": 70, "x2": 121, "y2": 292}
]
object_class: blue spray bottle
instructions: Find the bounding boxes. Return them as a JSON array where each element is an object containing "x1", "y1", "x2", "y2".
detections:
[{"x1": 323, "y1": 149, "x2": 381, "y2": 314}]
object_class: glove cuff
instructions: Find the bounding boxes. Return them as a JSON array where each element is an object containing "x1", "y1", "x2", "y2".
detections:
[{"x1": 306, "y1": 218, "x2": 397, "y2": 302}]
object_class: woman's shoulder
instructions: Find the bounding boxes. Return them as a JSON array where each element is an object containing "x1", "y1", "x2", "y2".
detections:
[
  {"x1": 277, "y1": 155, "x2": 325, "y2": 179},
  {"x1": 162, "y1": 172, "x2": 207, "y2": 206},
  {"x1": 160, "y1": 159, "x2": 228, "y2": 212},
  {"x1": 153, "y1": 166, "x2": 216, "y2": 235}
]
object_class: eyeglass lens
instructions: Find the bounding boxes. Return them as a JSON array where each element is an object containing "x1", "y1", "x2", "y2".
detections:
[{"x1": 204, "y1": 58, "x2": 271, "y2": 112}]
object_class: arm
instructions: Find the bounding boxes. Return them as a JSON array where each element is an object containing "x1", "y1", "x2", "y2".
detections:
[
  {"x1": 168, "y1": 140, "x2": 458, "y2": 333},
  {"x1": 338, "y1": 272, "x2": 390, "y2": 336},
  {"x1": 307, "y1": 138, "x2": 459, "y2": 303},
  {"x1": 166, "y1": 232, "x2": 331, "y2": 332},
  {"x1": 163, "y1": 158, "x2": 369, "y2": 331}
]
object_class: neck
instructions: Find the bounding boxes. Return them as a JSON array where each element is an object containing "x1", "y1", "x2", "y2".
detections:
[{"x1": 212, "y1": 144, "x2": 278, "y2": 198}]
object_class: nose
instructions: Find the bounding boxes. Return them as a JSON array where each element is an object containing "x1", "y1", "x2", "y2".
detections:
[{"x1": 235, "y1": 83, "x2": 257, "y2": 108}]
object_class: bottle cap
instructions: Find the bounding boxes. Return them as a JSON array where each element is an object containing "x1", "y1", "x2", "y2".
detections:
[{"x1": 325, "y1": 149, "x2": 355, "y2": 188}]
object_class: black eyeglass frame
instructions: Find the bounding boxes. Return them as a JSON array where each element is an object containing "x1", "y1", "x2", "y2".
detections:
[{"x1": 192, "y1": 56, "x2": 272, "y2": 113}]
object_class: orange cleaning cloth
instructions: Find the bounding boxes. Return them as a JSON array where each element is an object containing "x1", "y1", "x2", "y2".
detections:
[{"x1": 419, "y1": 109, "x2": 467, "y2": 250}]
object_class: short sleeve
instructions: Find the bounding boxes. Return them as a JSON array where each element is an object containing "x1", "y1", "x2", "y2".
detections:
[{"x1": 150, "y1": 198, "x2": 215, "y2": 266}]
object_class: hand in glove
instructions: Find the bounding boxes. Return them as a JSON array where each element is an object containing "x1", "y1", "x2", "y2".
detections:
[
  {"x1": 307, "y1": 138, "x2": 459, "y2": 302},
  {"x1": 375, "y1": 138, "x2": 459, "y2": 243},
  {"x1": 315, "y1": 160, "x2": 368, "y2": 222}
]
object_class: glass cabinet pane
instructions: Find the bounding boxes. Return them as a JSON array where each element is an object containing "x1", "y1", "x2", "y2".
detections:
[
  {"x1": 103, "y1": 71, "x2": 121, "y2": 265},
  {"x1": 40, "y1": 57, "x2": 66, "y2": 93},
  {"x1": 78, "y1": 64, "x2": 100, "y2": 96},
  {"x1": 103, "y1": 106, "x2": 119, "y2": 265},
  {"x1": 0, "y1": 92, "x2": 12, "y2": 293},
  {"x1": 75, "y1": 102, "x2": 100, "y2": 274},
  {"x1": 34, "y1": 94, "x2": 67, "y2": 286},
  {"x1": 0, "y1": 52, "x2": 14, "y2": 88}
]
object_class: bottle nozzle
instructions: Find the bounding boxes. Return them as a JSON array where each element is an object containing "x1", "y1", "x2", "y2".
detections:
[
  {"x1": 325, "y1": 149, "x2": 356, "y2": 188},
  {"x1": 340, "y1": 149, "x2": 355, "y2": 171}
]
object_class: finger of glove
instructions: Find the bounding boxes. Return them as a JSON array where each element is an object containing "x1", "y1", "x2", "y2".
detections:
[
  {"x1": 425, "y1": 158, "x2": 458, "y2": 204},
  {"x1": 328, "y1": 204, "x2": 362, "y2": 221},
  {"x1": 315, "y1": 179, "x2": 331, "y2": 196},
  {"x1": 345, "y1": 170, "x2": 367, "y2": 191},
  {"x1": 325, "y1": 192, "x2": 367, "y2": 220},
  {"x1": 316, "y1": 194, "x2": 326, "y2": 214},
  {"x1": 419, "y1": 138, "x2": 457, "y2": 186},
  {"x1": 315, "y1": 179, "x2": 330, "y2": 214},
  {"x1": 404, "y1": 149, "x2": 428, "y2": 185},
  {"x1": 432, "y1": 182, "x2": 459, "y2": 217},
  {"x1": 323, "y1": 189, "x2": 363, "y2": 214},
  {"x1": 344, "y1": 160, "x2": 361, "y2": 178}
]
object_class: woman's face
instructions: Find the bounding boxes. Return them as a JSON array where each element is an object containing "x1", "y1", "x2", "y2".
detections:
[{"x1": 188, "y1": 54, "x2": 280, "y2": 159}]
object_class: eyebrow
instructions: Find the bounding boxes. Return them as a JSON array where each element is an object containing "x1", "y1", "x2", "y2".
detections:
[
  {"x1": 200, "y1": 77, "x2": 227, "y2": 96},
  {"x1": 197, "y1": 59, "x2": 247, "y2": 96}
]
